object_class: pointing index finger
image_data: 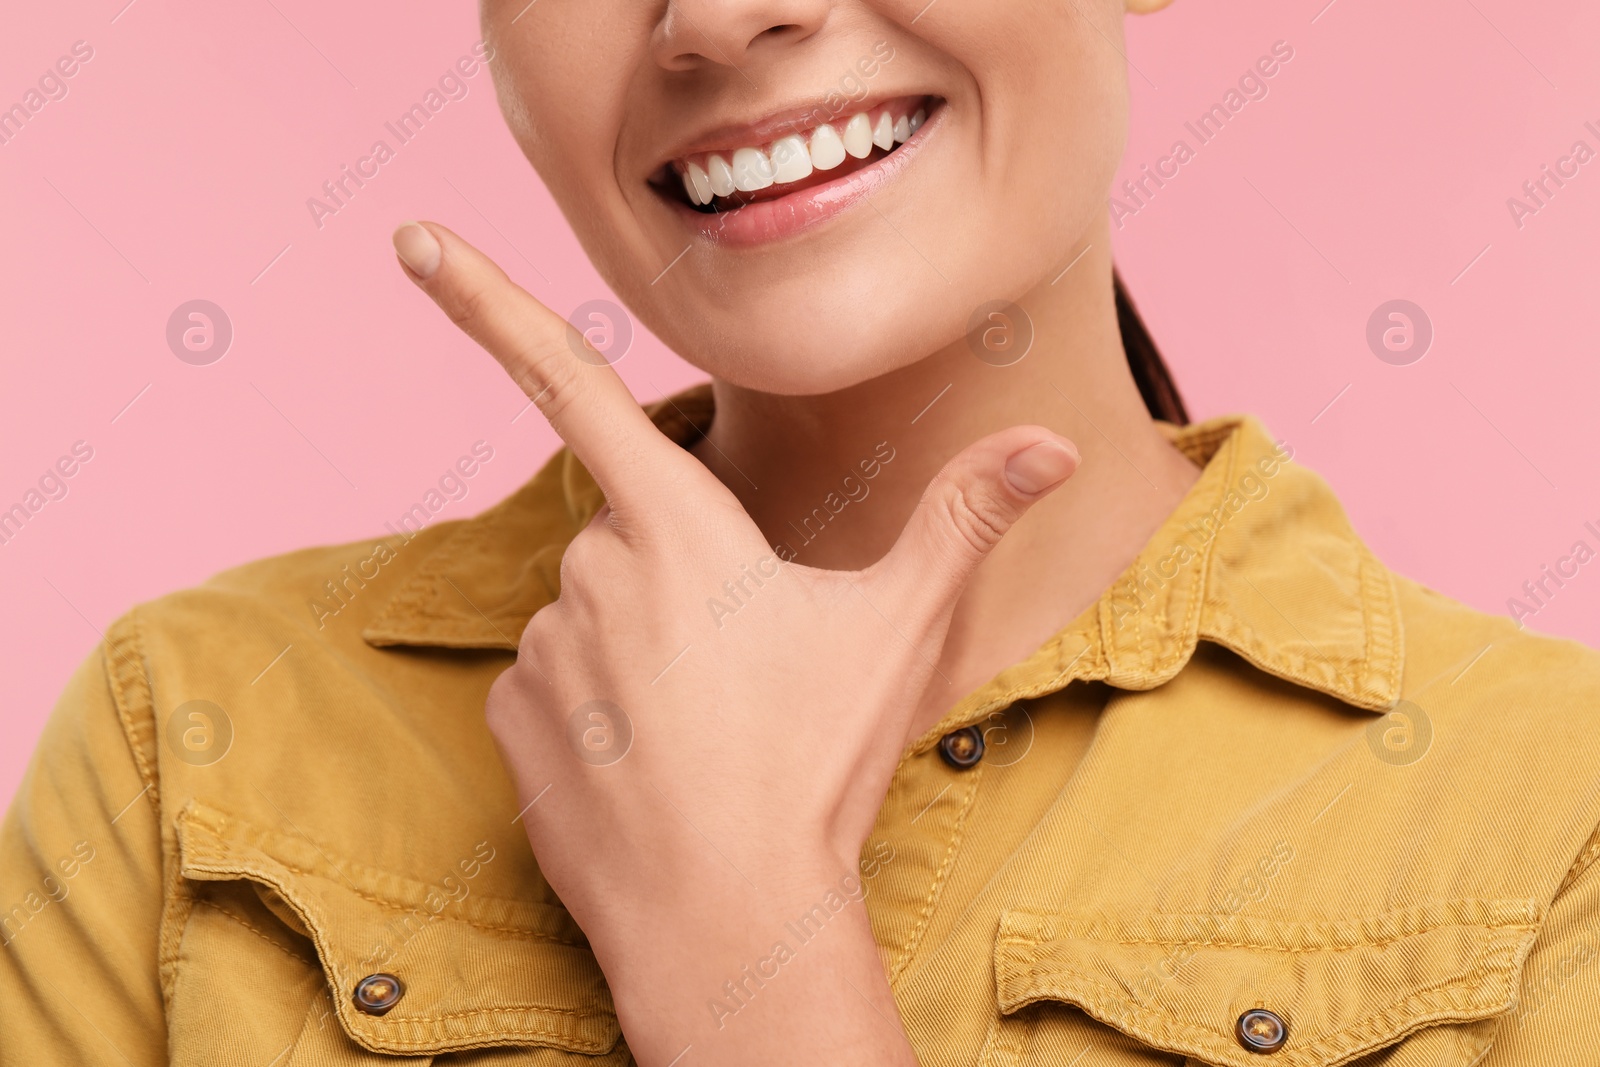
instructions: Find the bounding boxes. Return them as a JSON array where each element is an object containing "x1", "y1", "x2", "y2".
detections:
[{"x1": 393, "y1": 220, "x2": 684, "y2": 510}]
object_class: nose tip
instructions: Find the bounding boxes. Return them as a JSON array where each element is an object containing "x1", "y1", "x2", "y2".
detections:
[{"x1": 651, "y1": 0, "x2": 831, "y2": 72}]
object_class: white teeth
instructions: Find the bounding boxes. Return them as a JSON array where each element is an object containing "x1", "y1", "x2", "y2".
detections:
[
  {"x1": 706, "y1": 153, "x2": 736, "y2": 197},
  {"x1": 677, "y1": 103, "x2": 931, "y2": 204},
  {"x1": 842, "y1": 113, "x2": 873, "y2": 159},
  {"x1": 769, "y1": 134, "x2": 813, "y2": 183},
  {"x1": 731, "y1": 146, "x2": 775, "y2": 192},
  {"x1": 872, "y1": 112, "x2": 895, "y2": 151},
  {"x1": 809, "y1": 124, "x2": 847, "y2": 170},
  {"x1": 686, "y1": 160, "x2": 713, "y2": 205}
]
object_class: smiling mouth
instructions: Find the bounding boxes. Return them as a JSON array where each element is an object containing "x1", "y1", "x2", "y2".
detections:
[{"x1": 651, "y1": 94, "x2": 941, "y2": 214}]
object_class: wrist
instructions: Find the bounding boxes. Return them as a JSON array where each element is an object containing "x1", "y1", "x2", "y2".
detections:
[
  {"x1": 593, "y1": 853, "x2": 870, "y2": 986},
  {"x1": 591, "y1": 862, "x2": 901, "y2": 1064}
]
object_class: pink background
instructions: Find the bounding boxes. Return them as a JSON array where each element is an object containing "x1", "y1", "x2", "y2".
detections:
[{"x1": 3, "y1": 0, "x2": 1597, "y2": 811}]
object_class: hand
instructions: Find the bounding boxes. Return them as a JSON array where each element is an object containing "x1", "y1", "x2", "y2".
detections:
[{"x1": 393, "y1": 221, "x2": 1080, "y2": 1066}]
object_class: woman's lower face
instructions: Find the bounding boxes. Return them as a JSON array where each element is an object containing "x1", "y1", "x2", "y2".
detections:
[{"x1": 481, "y1": 0, "x2": 1137, "y2": 394}]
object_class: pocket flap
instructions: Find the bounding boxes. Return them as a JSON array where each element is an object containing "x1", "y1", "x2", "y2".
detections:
[
  {"x1": 176, "y1": 802, "x2": 621, "y2": 1058},
  {"x1": 995, "y1": 902, "x2": 1543, "y2": 1066}
]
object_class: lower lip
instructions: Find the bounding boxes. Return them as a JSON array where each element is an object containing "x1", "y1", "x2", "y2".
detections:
[{"x1": 666, "y1": 104, "x2": 943, "y2": 248}]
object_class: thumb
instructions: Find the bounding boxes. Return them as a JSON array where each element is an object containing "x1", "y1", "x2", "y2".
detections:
[{"x1": 871, "y1": 427, "x2": 1080, "y2": 616}]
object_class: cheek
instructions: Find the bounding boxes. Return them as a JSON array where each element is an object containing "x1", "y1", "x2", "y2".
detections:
[
  {"x1": 984, "y1": 5, "x2": 1130, "y2": 231},
  {"x1": 491, "y1": 8, "x2": 669, "y2": 311},
  {"x1": 488, "y1": 7, "x2": 646, "y2": 204}
]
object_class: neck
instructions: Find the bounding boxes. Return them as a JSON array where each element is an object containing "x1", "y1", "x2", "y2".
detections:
[{"x1": 690, "y1": 232, "x2": 1203, "y2": 735}]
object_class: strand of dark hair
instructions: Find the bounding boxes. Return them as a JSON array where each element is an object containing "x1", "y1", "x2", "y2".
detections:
[{"x1": 1113, "y1": 268, "x2": 1189, "y2": 426}]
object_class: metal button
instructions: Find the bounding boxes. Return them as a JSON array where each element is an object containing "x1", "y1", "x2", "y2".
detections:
[
  {"x1": 938, "y1": 725, "x2": 985, "y2": 769},
  {"x1": 353, "y1": 973, "x2": 404, "y2": 1016},
  {"x1": 1236, "y1": 1009, "x2": 1287, "y2": 1053}
]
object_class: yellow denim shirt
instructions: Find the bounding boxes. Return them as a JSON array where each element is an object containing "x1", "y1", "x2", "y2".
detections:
[{"x1": 5, "y1": 386, "x2": 1600, "y2": 1067}]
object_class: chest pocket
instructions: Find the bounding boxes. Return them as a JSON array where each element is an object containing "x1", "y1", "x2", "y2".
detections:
[
  {"x1": 990, "y1": 903, "x2": 1542, "y2": 1067},
  {"x1": 169, "y1": 802, "x2": 626, "y2": 1066}
]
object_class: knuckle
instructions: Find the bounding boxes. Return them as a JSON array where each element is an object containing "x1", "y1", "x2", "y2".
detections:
[
  {"x1": 445, "y1": 278, "x2": 500, "y2": 338},
  {"x1": 518, "y1": 604, "x2": 558, "y2": 653},
  {"x1": 525, "y1": 350, "x2": 582, "y2": 421},
  {"x1": 555, "y1": 530, "x2": 603, "y2": 594},
  {"x1": 484, "y1": 669, "x2": 525, "y2": 735},
  {"x1": 940, "y1": 484, "x2": 1010, "y2": 557},
  {"x1": 515, "y1": 604, "x2": 566, "y2": 662}
]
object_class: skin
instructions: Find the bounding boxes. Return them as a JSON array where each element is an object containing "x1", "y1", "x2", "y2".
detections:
[{"x1": 394, "y1": 0, "x2": 1194, "y2": 1062}]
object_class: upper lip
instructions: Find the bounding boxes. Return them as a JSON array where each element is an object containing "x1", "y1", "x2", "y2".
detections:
[{"x1": 654, "y1": 89, "x2": 934, "y2": 170}]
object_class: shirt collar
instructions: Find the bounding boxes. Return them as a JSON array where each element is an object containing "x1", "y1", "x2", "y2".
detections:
[{"x1": 363, "y1": 385, "x2": 1403, "y2": 731}]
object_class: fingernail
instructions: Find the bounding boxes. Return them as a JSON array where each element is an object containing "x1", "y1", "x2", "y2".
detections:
[
  {"x1": 392, "y1": 221, "x2": 441, "y2": 279},
  {"x1": 1004, "y1": 440, "x2": 1079, "y2": 495}
]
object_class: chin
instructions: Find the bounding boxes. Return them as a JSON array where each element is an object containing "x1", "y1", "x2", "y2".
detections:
[
  {"x1": 648, "y1": 278, "x2": 969, "y2": 397},
  {"x1": 698, "y1": 338, "x2": 921, "y2": 397}
]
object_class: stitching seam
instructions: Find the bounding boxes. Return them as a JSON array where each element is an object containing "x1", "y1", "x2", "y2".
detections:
[
  {"x1": 998, "y1": 919, "x2": 1536, "y2": 954},
  {"x1": 104, "y1": 610, "x2": 160, "y2": 807},
  {"x1": 184, "y1": 849, "x2": 583, "y2": 944},
  {"x1": 1557, "y1": 822, "x2": 1600, "y2": 893},
  {"x1": 192, "y1": 898, "x2": 315, "y2": 965},
  {"x1": 888, "y1": 765, "x2": 984, "y2": 985}
]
